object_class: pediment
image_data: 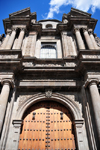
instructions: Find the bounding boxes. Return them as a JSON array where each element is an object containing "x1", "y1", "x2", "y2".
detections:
[
  {"x1": 63, "y1": 7, "x2": 91, "y2": 20},
  {"x1": 70, "y1": 7, "x2": 91, "y2": 17},
  {"x1": 9, "y1": 7, "x2": 31, "y2": 18}
]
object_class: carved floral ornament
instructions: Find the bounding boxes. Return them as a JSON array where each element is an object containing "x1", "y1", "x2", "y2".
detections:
[{"x1": 45, "y1": 89, "x2": 52, "y2": 98}]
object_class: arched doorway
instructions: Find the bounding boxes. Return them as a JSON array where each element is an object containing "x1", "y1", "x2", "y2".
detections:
[{"x1": 18, "y1": 100, "x2": 76, "y2": 150}]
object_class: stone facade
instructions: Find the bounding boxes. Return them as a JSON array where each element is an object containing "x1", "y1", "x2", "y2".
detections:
[{"x1": 0, "y1": 7, "x2": 100, "y2": 150}]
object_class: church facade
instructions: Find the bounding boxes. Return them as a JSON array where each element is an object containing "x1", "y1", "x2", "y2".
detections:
[{"x1": 0, "y1": 7, "x2": 100, "y2": 150}]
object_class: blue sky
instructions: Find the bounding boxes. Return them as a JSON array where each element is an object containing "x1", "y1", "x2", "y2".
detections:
[{"x1": 0, "y1": 0, "x2": 100, "y2": 37}]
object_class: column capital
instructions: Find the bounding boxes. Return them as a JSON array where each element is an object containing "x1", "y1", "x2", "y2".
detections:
[
  {"x1": 88, "y1": 29, "x2": 93, "y2": 35},
  {"x1": 1, "y1": 78, "x2": 14, "y2": 88},
  {"x1": 20, "y1": 27, "x2": 26, "y2": 31},
  {"x1": 12, "y1": 26, "x2": 18, "y2": 31},
  {"x1": 84, "y1": 78, "x2": 99, "y2": 88},
  {"x1": 61, "y1": 31, "x2": 67, "y2": 36},
  {"x1": 74, "y1": 27, "x2": 80, "y2": 33},
  {"x1": 29, "y1": 31, "x2": 38, "y2": 36},
  {"x1": 6, "y1": 29, "x2": 12, "y2": 35},
  {"x1": 82, "y1": 28, "x2": 88, "y2": 33}
]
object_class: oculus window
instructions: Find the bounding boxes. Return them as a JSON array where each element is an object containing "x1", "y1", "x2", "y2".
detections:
[{"x1": 40, "y1": 43, "x2": 57, "y2": 58}]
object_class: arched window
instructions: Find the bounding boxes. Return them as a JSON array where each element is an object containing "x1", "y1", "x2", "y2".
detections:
[{"x1": 40, "y1": 44, "x2": 57, "y2": 58}]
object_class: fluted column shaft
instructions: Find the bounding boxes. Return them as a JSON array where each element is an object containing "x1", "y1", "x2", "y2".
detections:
[
  {"x1": 15, "y1": 29, "x2": 25, "y2": 49},
  {"x1": 5, "y1": 29, "x2": 16, "y2": 49},
  {"x1": 83, "y1": 29, "x2": 94, "y2": 49},
  {"x1": 89, "y1": 81, "x2": 100, "y2": 141},
  {"x1": 89, "y1": 31, "x2": 99, "y2": 49},
  {"x1": 0, "y1": 32, "x2": 11, "y2": 49},
  {"x1": 0, "y1": 80, "x2": 11, "y2": 133},
  {"x1": 74, "y1": 28, "x2": 85, "y2": 49}
]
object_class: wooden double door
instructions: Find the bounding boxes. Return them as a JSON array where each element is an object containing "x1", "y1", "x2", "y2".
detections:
[{"x1": 18, "y1": 101, "x2": 76, "y2": 150}]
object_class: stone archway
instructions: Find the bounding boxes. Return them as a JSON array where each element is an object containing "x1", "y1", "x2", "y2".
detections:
[
  {"x1": 13, "y1": 93, "x2": 84, "y2": 150},
  {"x1": 16, "y1": 93, "x2": 82, "y2": 121}
]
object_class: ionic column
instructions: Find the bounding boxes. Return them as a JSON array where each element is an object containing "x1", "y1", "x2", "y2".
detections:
[
  {"x1": 89, "y1": 30, "x2": 99, "y2": 50},
  {"x1": 0, "y1": 79, "x2": 12, "y2": 133},
  {"x1": 83, "y1": 29, "x2": 94, "y2": 49},
  {"x1": 74, "y1": 28, "x2": 85, "y2": 49},
  {"x1": 5, "y1": 29, "x2": 16, "y2": 49},
  {"x1": 0, "y1": 30, "x2": 11, "y2": 49},
  {"x1": 88, "y1": 80, "x2": 100, "y2": 141},
  {"x1": 15, "y1": 28, "x2": 25, "y2": 49}
]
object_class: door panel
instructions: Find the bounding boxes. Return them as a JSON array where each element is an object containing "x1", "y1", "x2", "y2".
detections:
[{"x1": 18, "y1": 101, "x2": 76, "y2": 150}]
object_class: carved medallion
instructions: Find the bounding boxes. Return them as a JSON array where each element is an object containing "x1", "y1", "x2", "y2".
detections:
[{"x1": 45, "y1": 89, "x2": 52, "y2": 98}]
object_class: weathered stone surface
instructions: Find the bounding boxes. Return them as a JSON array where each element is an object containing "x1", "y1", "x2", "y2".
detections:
[{"x1": 0, "y1": 7, "x2": 100, "y2": 150}]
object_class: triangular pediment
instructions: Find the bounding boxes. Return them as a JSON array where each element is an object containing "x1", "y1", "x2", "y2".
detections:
[
  {"x1": 70, "y1": 7, "x2": 91, "y2": 17},
  {"x1": 63, "y1": 7, "x2": 92, "y2": 20},
  {"x1": 9, "y1": 7, "x2": 31, "y2": 17}
]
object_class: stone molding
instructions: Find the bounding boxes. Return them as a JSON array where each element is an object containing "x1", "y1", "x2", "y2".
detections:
[
  {"x1": 12, "y1": 120, "x2": 23, "y2": 128},
  {"x1": 84, "y1": 78, "x2": 99, "y2": 88},
  {"x1": 29, "y1": 31, "x2": 37, "y2": 35},
  {"x1": 15, "y1": 92, "x2": 83, "y2": 121},
  {"x1": 74, "y1": 119, "x2": 84, "y2": 127}
]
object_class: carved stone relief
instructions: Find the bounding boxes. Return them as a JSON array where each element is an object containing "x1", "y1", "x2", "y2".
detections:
[
  {"x1": 45, "y1": 89, "x2": 52, "y2": 98},
  {"x1": 18, "y1": 95, "x2": 33, "y2": 108}
]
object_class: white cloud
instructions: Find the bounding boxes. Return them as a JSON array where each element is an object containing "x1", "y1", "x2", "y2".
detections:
[{"x1": 46, "y1": 0, "x2": 100, "y2": 19}]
